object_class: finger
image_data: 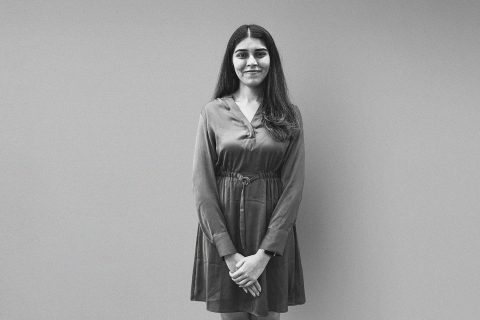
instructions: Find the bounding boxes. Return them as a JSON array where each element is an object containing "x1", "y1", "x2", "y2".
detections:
[
  {"x1": 242, "y1": 287, "x2": 248, "y2": 294},
  {"x1": 248, "y1": 284, "x2": 260, "y2": 296},
  {"x1": 246, "y1": 285, "x2": 258, "y2": 296},
  {"x1": 239, "y1": 280, "x2": 255, "y2": 288},
  {"x1": 229, "y1": 269, "x2": 241, "y2": 278},
  {"x1": 246, "y1": 286, "x2": 257, "y2": 297},
  {"x1": 233, "y1": 275, "x2": 249, "y2": 284},
  {"x1": 230, "y1": 271, "x2": 247, "y2": 280},
  {"x1": 233, "y1": 277, "x2": 246, "y2": 285},
  {"x1": 229, "y1": 272, "x2": 245, "y2": 283},
  {"x1": 254, "y1": 281, "x2": 262, "y2": 292},
  {"x1": 235, "y1": 259, "x2": 245, "y2": 269},
  {"x1": 237, "y1": 278, "x2": 252, "y2": 286}
]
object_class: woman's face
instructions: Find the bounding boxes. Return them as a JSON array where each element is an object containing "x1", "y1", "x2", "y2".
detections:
[{"x1": 232, "y1": 37, "x2": 270, "y2": 88}]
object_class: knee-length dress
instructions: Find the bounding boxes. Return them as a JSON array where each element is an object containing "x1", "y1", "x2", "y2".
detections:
[{"x1": 190, "y1": 96, "x2": 306, "y2": 317}]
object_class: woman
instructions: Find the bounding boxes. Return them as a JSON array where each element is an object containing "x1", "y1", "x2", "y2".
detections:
[{"x1": 191, "y1": 24, "x2": 306, "y2": 320}]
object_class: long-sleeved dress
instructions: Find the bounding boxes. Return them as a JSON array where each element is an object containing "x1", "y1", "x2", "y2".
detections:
[{"x1": 190, "y1": 96, "x2": 306, "y2": 317}]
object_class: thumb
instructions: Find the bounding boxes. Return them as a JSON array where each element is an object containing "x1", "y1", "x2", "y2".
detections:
[{"x1": 235, "y1": 259, "x2": 245, "y2": 269}]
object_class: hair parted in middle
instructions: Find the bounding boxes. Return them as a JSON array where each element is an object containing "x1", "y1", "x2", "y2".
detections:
[{"x1": 213, "y1": 24, "x2": 301, "y2": 142}]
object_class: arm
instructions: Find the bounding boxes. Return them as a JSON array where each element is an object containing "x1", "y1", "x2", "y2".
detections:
[
  {"x1": 230, "y1": 106, "x2": 305, "y2": 287},
  {"x1": 259, "y1": 105, "x2": 305, "y2": 256},
  {"x1": 192, "y1": 109, "x2": 237, "y2": 258}
]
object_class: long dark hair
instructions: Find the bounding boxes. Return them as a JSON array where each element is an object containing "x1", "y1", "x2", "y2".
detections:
[{"x1": 213, "y1": 24, "x2": 300, "y2": 142}]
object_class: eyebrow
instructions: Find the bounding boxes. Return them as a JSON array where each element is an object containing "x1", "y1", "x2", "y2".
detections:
[{"x1": 234, "y1": 48, "x2": 268, "y2": 53}]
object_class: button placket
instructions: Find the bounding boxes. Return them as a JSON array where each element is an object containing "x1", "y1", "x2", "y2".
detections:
[
  {"x1": 241, "y1": 115, "x2": 255, "y2": 138},
  {"x1": 247, "y1": 126, "x2": 255, "y2": 138},
  {"x1": 225, "y1": 96, "x2": 260, "y2": 139}
]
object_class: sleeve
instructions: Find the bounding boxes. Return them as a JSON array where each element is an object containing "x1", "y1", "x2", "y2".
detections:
[
  {"x1": 192, "y1": 109, "x2": 237, "y2": 258},
  {"x1": 259, "y1": 105, "x2": 305, "y2": 256}
]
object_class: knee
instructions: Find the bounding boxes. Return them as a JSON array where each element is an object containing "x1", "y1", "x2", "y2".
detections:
[
  {"x1": 221, "y1": 312, "x2": 250, "y2": 320},
  {"x1": 250, "y1": 312, "x2": 280, "y2": 320}
]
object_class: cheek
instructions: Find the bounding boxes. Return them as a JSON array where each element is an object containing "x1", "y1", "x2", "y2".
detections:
[
  {"x1": 264, "y1": 57, "x2": 271, "y2": 68},
  {"x1": 260, "y1": 58, "x2": 270, "y2": 72},
  {"x1": 263, "y1": 62, "x2": 270, "y2": 75},
  {"x1": 232, "y1": 59, "x2": 244, "y2": 71}
]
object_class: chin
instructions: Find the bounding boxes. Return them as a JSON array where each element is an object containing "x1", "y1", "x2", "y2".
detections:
[{"x1": 242, "y1": 79, "x2": 265, "y2": 88}]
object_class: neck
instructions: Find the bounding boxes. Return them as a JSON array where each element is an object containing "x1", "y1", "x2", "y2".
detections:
[{"x1": 233, "y1": 84, "x2": 263, "y2": 102}]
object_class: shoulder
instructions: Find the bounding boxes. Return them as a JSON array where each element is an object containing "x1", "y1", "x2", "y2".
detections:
[{"x1": 200, "y1": 98, "x2": 229, "y2": 119}]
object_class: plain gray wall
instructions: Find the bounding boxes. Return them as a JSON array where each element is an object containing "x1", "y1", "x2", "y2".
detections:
[{"x1": 1, "y1": 1, "x2": 479, "y2": 319}]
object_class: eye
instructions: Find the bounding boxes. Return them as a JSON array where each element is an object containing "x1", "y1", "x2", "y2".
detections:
[
  {"x1": 235, "y1": 52, "x2": 248, "y2": 58},
  {"x1": 255, "y1": 51, "x2": 268, "y2": 58}
]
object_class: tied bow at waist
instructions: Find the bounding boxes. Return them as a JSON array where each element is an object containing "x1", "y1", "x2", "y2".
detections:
[{"x1": 217, "y1": 170, "x2": 280, "y2": 250}]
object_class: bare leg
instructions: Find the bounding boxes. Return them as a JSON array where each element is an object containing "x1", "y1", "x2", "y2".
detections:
[
  {"x1": 221, "y1": 312, "x2": 250, "y2": 320},
  {"x1": 250, "y1": 312, "x2": 280, "y2": 320}
]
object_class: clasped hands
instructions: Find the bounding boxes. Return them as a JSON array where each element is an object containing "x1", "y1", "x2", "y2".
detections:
[{"x1": 224, "y1": 250, "x2": 271, "y2": 297}]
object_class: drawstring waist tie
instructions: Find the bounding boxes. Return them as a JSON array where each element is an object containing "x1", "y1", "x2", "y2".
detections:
[{"x1": 217, "y1": 170, "x2": 280, "y2": 250}]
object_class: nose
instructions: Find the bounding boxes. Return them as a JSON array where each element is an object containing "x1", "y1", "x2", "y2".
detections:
[{"x1": 246, "y1": 54, "x2": 258, "y2": 66}]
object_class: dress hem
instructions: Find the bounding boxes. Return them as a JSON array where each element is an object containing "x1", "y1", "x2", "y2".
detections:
[{"x1": 190, "y1": 297, "x2": 306, "y2": 317}]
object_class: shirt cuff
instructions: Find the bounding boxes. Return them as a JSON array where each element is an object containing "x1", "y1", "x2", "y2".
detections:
[
  {"x1": 213, "y1": 232, "x2": 237, "y2": 257},
  {"x1": 259, "y1": 228, "x2": 290, "y2": 256}
]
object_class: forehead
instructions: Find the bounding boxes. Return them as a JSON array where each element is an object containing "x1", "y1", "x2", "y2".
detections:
[{"x1": 234, "y1": 37, "x2": 267, "y2": 51}]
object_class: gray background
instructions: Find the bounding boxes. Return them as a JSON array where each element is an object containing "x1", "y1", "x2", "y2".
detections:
[{"x1": 1, "y1": 0, "x2": 479, "y2": 319}]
